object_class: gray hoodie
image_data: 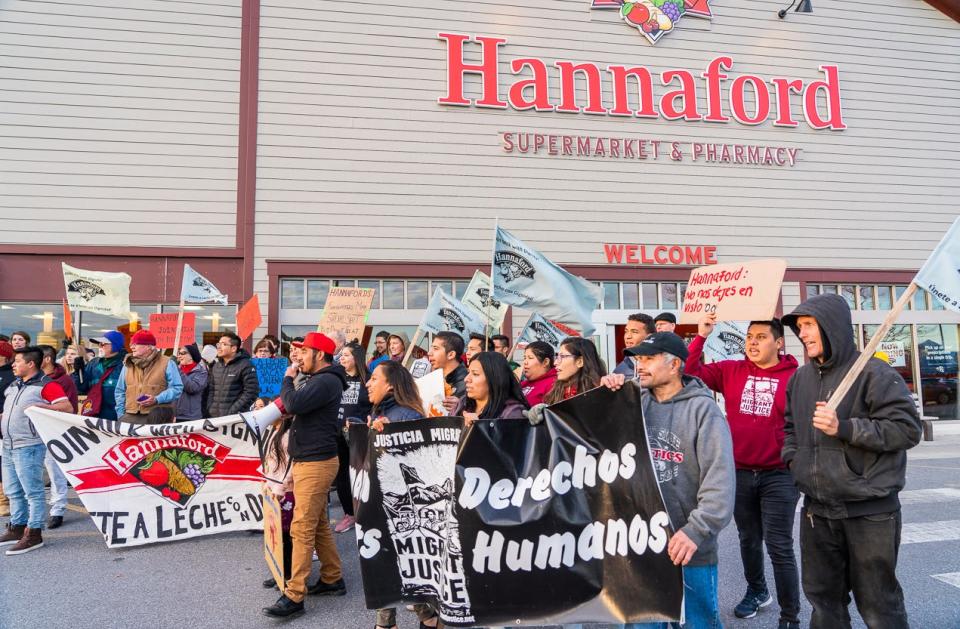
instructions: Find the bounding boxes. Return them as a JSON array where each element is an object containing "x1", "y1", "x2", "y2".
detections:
[{"x1": 639, "y1": 376, "x2": 735, "y2": 566}]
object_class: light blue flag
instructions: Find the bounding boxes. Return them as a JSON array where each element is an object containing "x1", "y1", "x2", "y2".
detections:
[
  {"x1": 181, "y1": 264, "x2": 228, "y2": 305},
  {"x1": 418, "y1": 288, "x2": 487, "y2": 340},
  {"x1": 914, "y1": 217, "x2": 960, "y2": 313},
  {"x1": 493, "y1": 226, "x2": 602, "y2": 336},
  {"x1": 516, "y1": 313, "x2": 569, "y2": 351}
]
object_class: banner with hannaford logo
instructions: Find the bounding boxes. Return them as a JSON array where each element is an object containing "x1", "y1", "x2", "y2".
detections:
[
  {"x1": 418, "y1": 287, "x2": 487, "y2": 341},
  {"x1": 26, "y1": 408, "x2": 266, "y2": 548}
]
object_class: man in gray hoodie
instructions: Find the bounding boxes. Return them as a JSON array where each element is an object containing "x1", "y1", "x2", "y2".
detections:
[{"x1": 602, "y1": 332, "x2": 735, "y2": 628}]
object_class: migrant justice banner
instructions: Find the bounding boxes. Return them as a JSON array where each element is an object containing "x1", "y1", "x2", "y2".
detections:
[
  {"x1": 350, "y1": 386, "x2": 683, "y2": 626},
  {"x1": 679, "y1": 258, "x2": 787, "y2": 324},
  {"x1": 26, "y1": 408, "x2": 265, "y2": 548}
]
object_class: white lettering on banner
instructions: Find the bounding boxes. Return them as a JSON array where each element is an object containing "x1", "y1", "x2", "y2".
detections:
[
  {"x1": 459, "y1": 443, "x2": 638, "y2": 510},
  {"x1": 472, "y1": 511, "x2": 671, "y2": 574},
  {"x1": 739, "y1": 376, "x2": 779, "y2": 418},
  {"x1": 374, "y1": 431, "x2": 426, "y2": 448}
]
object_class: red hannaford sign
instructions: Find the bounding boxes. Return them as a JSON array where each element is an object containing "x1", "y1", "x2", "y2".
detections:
[
  {"x1": 438, "y1": 34, "x2": 846, "y2": 131},
  {"x1": 604, "y1": 243, "x2": 718, "y2": 266}
]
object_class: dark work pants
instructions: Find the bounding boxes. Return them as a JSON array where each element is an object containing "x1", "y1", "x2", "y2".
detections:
[
  {"x1": 734, "y1": 469, "x2": 801, "y2": 623},
  {"x1": 800, "y1": 508, "x2": 909, "y2": 629},
  {"x1": 334, "y1": 432, "x2": 353, "y2": 517}
]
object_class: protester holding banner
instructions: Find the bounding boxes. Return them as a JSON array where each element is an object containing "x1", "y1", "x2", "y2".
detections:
[
  {"x1": 368, "y1": 330, "x2": 391, "y2": 371},
  {"x1": 613, "y1": 313, "x2": 655, "y2": 377},
  {"x1": 334, "y1": 342, "x2": 371, "y2": 534},
  {"x1": 454, "y1": 352, "x2": 529, "y2": 425},
  {"x1": 528, "y1": 337, "x2": 605, "y2": 421},
  {"x1": 1, "y1": 346, "x2": 74, "y2": 554},
  {"x1": 601, "y1": 333, "x2": 735, "y2": 629},
  {"x1": 519, "y1": 341, "x2": 557, "y2": 406},
  {"x1": 685, "y1": 314, "x2": 801, "y2": 627},
  {"x1": 114, "y1": 330, "x2": 184, "y2": 424},
  {"x1": 74, "y1": 331, "x2": 126, "y2": 421},
  {"x1": 781, "y1": 294, "x2": 921, "y2": 629},
  {"x1": 206, "y1": 332, "x2": 259, "y2": 418},
  {"x1": 174, "y1": 344, "x2": 208, "y2": 421},
  {"x1": 427, "y1": 331, "x2": 468, "y2": 414},
  {"x1": 38, "y1": 345, "x2": 78, "y2": 529},
  {"x1": 264, "y1": 332, "x2": 348, "y2": 618}
]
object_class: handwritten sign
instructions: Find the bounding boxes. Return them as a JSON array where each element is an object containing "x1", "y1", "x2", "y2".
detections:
[
  {"x1": 237, "y1": 295, "x2": 262, "y2": 342},
  {"x1": 679, "y1": 259, "x2": 786, "y2": 324},
  {"x1": 263, "y1": 491, "x2": 286, "y2": 590},
  {"x1": 252, "y1": 357, "x2": 288, "y2": 398},
  {"x1": 318, "y1": 288, "x2": 375, "y2": 344},
  {"x1": 148, "y1": 312, "x2": 196, "y2": 349}
]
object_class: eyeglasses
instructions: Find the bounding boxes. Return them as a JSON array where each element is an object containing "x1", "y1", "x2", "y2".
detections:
[
  {"x1": 555, "y1": 353, "x2": 574, "y2": 362},
  {"x1": 177, "y1": 351, "x2": 188, "y2": 356},
  {"x1": 215, "y1": 342, "x2": 234, "y2": 348}
]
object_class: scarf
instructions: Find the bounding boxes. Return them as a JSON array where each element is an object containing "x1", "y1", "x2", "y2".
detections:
[{"x1": 129, "y1": 348, "x2": 162, "y2": 371}]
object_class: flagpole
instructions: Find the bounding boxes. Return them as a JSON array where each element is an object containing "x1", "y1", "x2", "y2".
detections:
[
  {"x1": 73, "y1": 309, "x2": 84, "y2": 385},
  {"x1": 172, "y1": 297, "x2": 186, "y2": 356},
  {"x1": 825, "y1": 283, "x2": 917, "y2": 412},
  {"x1": 486, "y1": 217, "x2": 499, "y2": 348}
]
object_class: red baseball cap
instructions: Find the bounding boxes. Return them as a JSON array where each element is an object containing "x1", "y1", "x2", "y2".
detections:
[
  {"x1": 292, "y1": 332, "x2": 336, "y2": 356},
  {"x1": 130, "y1": 330, "x2": 158, "y2": 346}
]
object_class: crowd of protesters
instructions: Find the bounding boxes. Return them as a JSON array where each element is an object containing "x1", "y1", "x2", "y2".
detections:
[{"x1": 0, "y1": 293, "x2": 922, "y2": 629}]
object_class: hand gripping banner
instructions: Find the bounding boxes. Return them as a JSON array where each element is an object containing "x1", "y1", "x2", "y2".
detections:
[
  {"x1": 350, "y1": 386, "x2": 684, "y2": 626},
  {"x1": 26, "y1": 408, "x2": 266, "y2": 547}
]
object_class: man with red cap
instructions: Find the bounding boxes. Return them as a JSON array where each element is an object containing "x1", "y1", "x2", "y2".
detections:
[
  {"x1": 263, "y1": 332, "x2": 348, "y2": 619},
  {"x1": 114, "y1": 329, "x2": 183, "y2": 424}
]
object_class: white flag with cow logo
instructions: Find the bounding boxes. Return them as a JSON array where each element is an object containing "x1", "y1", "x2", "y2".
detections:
[
  {"x1": 418, "y1": 288, "x2": 486, "y2": 341},
  {"x1": 461, "y1": 270, "x2": 509, "y2": 332},
  {"x1": 515, "y1": 313, "x2": 569, "y2": 351},
  {"x1": 181, "y1": 264, "x2": 228, "y2": 306},
  {"x1": 62, "y1": 263, "x2": 132, "y2": 317},
  {"x1": 492, "y1": 226, "x2": 602, "y2": 336},
  {"x1": 914, "y1": 217, "x2": 960, "y2": 313}
]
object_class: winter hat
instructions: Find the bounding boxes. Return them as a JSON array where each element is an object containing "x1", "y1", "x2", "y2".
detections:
[
  {"x1": 0, "y1": 340, "x2": 13, "y2": 360},
  {"x1": 91, "y1": 331, "x2": 125, "y2": 354},
  {"x1": 130, "y1": 330, "x2": 158, "y2": 346},
  {"x1": 184, "y1": 343, "x2": 202, "y2": 364}
]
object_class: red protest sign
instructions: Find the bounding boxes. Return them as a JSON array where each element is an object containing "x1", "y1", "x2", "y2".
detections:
[
  {"x1": 679, "y1": 259, "x2": 787, "y2": 324},
  {"x1": 148, "y1": 312, "x2": 196, "y2": 349},
  {"x1": 237, "y1": 295, "x2": 262, "y2": 342},
  {"x1": 62, "y1": 300, "x2": 73, "y2": 340}
]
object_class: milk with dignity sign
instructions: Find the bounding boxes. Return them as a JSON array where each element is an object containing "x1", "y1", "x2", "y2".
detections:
[{"x1": 437, "y1": 34, "x2": 846, "y2": 131}]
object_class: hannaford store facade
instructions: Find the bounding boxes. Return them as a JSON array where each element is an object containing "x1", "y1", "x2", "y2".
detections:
[{"x1": 0, "y1": 0, "x2": 958, "y2": 418}]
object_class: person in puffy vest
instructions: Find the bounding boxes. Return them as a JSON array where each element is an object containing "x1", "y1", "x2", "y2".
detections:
[{"x1": 114, "y1": 330, "x2": 183, "y2": 424}]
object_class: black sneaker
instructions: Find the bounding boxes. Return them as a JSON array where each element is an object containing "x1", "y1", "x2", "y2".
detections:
[
  {"x1": 262, "y1": 577, "x2": 277, "y2": 589},
  {"x1": 734, "y1": 588, "x2": 772, "y2": 619},
  {"x1": 778, "y1": 621, "x2": 800, "y2": 629},
  {"x1": 307, "y1": 577, "x2": 346, "y2": 596},
  {"x1": 47, "y1": 515, "x2": 64, "y2": 529},
  {"x1": 262, "y1": 594, "x2": 304, "y2": 618}
]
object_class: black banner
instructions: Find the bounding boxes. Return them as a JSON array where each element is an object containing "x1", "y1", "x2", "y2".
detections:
[{"x1": 349, "y1": 386, "x2": 683, "y2": 626}]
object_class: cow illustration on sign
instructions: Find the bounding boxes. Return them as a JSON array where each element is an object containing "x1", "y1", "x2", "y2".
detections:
[{"x1": 592, "y1": 0, "x2": 712, "y2": 45}]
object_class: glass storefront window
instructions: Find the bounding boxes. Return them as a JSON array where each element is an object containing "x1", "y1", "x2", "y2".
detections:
[
  {"x1": 160, "y1": 304, "x2": 238, "y2": 347},
  {"x1": 642, "y1": 283, "x2": 659, "y2": 309},
  {"x1": 841, "y1": 285, "x2": 857, "y2": 309},
  {"x1": 333, "y1": 279, "x2": 356, "y2": 287},
  {"x1": 431, "y1": 281, "x2": 453, "y2": 298},
  {"x1": 859, "y1": 286, "x2": 875, "y2": 310},
  {"x1": 917, "y1": 324, "x2": 959, "y2": 419},
  {"x1": 382, "y1": 281, "x2": 404, "y2": 309},
  {"x1": 877, "y1": 285, "x2": 893, "y2": 310},
  {"x1": 280, "y1": 325, "x2": 317, "y2": 357},
  {"x1": 407, "y1": 281, "x2": 429, "y2": 309},
  {"x1": 0, "y1": 303, "x2": 68, "y2": 348},
  {"x1": 808, "y1": 284, "x2": 820, "y2": 296},
  {"x1": 281, "y1": 279, "x2": 304, "y2": 309},
  {"x1": 662, "y1": 283, "x2": 678, "y2": 310},
  {"x1": 358, "y1": 280, "x2": 379, "y2": 309},
  {"x1": 622, "y1": 283, "x2": 640, "y2": 310},
  {"x1": 821, "y1": 284, "x2": 838, "y2": 295},
  {"x1": 603, "y1": 282, "x2": 620, "y2": 310},
  {"x1": 912, "y1": 288, "x2": 927, "y2": 311},
  {"x1": 864, "y1": 324, "x2": 916, "y2": 396},
  {"x1": 454, "y1": 281, "x2": 468, "y2": 300},
  {"x1": 307, "y1": 280, "x2": 330, "y2": 309}
]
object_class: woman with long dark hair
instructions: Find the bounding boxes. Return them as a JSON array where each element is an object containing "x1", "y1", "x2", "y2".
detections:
[
  {"x1": 526, "y1": 337, "x2": 605, "y2": 425},
  {"x1": 333, "y1": 343, "x2": 371, "y2": 534},
  {"x1": 455, "y1": 352, "x2": 529, "y2": 425},
  {"x1": 260, "y1": 414, "x2": 294, "y2": 590},
  {"x1": 519, "y1": 341, "x2": 558, "y2": 406}
]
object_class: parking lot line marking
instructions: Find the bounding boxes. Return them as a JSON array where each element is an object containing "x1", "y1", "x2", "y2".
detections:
[
  {"x1": 932, "y1": 573, "x2": 960, "y2": 590},
  {"x1": 902, "y1": 520, "x2": 960, "y2": 545}
]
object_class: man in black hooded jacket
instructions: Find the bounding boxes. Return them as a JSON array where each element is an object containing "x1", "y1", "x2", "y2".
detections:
[{"x1": 781, "y1": 294, "x2": 921, "y2": 629}]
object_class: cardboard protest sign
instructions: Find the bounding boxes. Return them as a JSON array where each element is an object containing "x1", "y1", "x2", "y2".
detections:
[
  {"x1": 415, "y1": 368, "x2": 446, "y2": 417},
  {"x1": 351, "y1": 386, "x2": 683, "y2": 626},
  {"x1": 263, "y1": 491, "x2": 286, "y2": 589},
  {"x1": 26, "y1": 408, "x2": 266, "y2": 547},
  {"x1": 148, "y1": 312, "x2": 197, "y2": 349},
  {"x1": 237, "y1": 295, "x2": 262, "y2": 341},
  {"x1": 679, "y1": 259, "x2": 786, "y2": 324},
  {"x1": 252, "y1": 357, "x2": 288, "y2": 398},
  {"x1": 461, "y1": 270, "x2": 509, "y2": 332},
  {"x1": 318, "y1": 287, "x2": 375, "y2": 343}
]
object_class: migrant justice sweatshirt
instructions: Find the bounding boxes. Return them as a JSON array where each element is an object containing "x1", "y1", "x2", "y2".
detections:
[
  {"x1": 685, "y1": 334, "x2": 798, "y2": 470},
  {"x1": 639, "y1": 377, "x2": 735, "y2": 567}
]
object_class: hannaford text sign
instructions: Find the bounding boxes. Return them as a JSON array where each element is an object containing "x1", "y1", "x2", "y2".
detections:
[
  {"x1": 438, "y1": 34, "x2": 846, "y2": 131},
  {"x1": 604, "y1": 243, "x2": 717, "y2": 266}
]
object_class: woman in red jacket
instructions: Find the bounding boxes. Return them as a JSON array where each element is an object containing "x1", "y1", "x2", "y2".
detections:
[{"x1": 519, "y1": 341, "x2": 557, "y2": 406}]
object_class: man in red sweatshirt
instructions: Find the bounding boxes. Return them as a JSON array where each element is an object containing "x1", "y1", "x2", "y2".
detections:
[{"x1": 685, "y1": 314, "x2": 800, "y2": 629}]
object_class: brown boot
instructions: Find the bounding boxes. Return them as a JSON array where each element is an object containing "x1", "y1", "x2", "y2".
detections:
[
  {"x1": 0, "y1": 523, "x2": 27, "y2": 546},
  {"x1": 5, "y1": 527, "x2": 43, "y2": 555}
]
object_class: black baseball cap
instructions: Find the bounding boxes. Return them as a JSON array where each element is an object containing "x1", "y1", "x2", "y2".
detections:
[
  {"x1": 625, "y1": 332, "x2": 688, "y2": 361},
  {"x1": 654, "y1": 312, "x2": 677, "y2": 324}
]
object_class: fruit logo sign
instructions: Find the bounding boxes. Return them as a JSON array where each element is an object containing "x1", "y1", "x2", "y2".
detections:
[
  {"x1": 118, "y1": 436, "x2": 226, "y2": 506},
  {"x1": 592, "y1": 0, "x2": 711, "y2": 44}
]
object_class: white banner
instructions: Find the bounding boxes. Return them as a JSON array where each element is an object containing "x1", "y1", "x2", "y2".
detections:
[
  {"x1": 914, "y1": 217, "x2": 960, "y2": 313},
  {"x1": 62, "y1": 263, "x2": 132, "y2": 317},
  {"x1": 26, "y1": 408, "x2": 265, "y2": 548},
  {"x1": 461, "y1": 270, "x2": 509, "y2": 332},
  {"x1": 181, "y1": 263, "x2": 229, "y2": 305},
  {"x1": 703, "y1": 321, "x2": 749, "y2": 363}
]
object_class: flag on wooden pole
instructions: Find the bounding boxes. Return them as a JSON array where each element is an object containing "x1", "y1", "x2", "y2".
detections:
[{"x1": 62, "y1": 263, "x2": 131, "y2": 317}]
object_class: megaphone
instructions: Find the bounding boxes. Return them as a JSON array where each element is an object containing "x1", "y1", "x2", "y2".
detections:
[{"x1": 240, "y1": 400, "x2": 284, "y2": 441}]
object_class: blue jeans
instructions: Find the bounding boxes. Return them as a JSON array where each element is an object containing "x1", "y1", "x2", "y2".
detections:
[
  {"x1": 45, "y1": 452, "x2": 69, "y2": 517},
  {"x1": 1, "y1": 444, "x2": 48, "y2": 529},
  {"x1": 624, "y1": 564, "x2": 721, "y2": 629}
]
